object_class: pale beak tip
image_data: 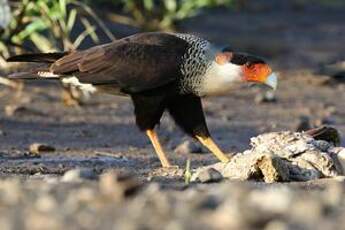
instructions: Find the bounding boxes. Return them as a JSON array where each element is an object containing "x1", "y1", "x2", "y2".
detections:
[{"x1": 265, "y1": 73, "x2": 278, "y2": 90}]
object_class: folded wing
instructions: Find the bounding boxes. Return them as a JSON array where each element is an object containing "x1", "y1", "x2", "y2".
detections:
[{"x1": 50, "y1": 32, "x2": 189, "y2": 93}]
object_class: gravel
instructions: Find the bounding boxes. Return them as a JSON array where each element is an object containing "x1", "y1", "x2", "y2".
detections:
[{"x1": 1, "y1": 176, "x2": 345, "y2": 230}]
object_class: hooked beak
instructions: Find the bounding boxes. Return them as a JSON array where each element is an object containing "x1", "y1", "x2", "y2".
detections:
[
  {"x1": 264, "y1": 72, "x2": 278, "y2": 90},
  {"x1": 242, "y1": 63, "x2": 278, "y2": 90}
]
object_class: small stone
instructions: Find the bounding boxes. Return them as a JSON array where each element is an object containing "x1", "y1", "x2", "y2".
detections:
[
  {"x1": 0, "y1": 179, "x2": 22, "y2": 205},
  {"x1": 295, "y1": 116, "x2": 311, "y2": 132},
  {"x1": 312, "y1": 140, "x2": 331, "y2": 152},
  {"x1": 43, "y1": 176, "x2": 59, "y2": 184},
  {"x1": 329, "y1": 147, "x2": 345, "y2": 155},
  {"x1": 99, "y1": 170, "x2": 141, "y2": 198},
  {"x1": 336, "y1": 148, "x2": 345, "y2": 173},
  {"x1": 35, "y1": 195, "x2": 57, "y2": 212},
  {"x1": 321, "y1": 117, "x2": 336, "y2": 125},
  {"x1": 290, "y1": 199, "x2": 323, "y2": 223},
  {"x1": 5, "y1": 104, "x2": 44, "y2": 117},
  {"x1": 197, "y1": 168, "x2": 223, "y2": 183},
  {"x1": 174, "y1": 140, "x2": 204, "y2": 154},
  {"x1": 323, "y1": 181, "x2": 343, "y2": 206},
  {"x1": 333, "y1": 176, "x2": 345, "y2": 182},
  {"x1": 248, "y1": 187, "x2": 292, "y2": 214},
  {"x1": 255, "y1": 91, "x2": 277, "y2": 104},
  {"x1": 61, "y1": 168, "x2": 97, "y2": 182},
  {"x1": 29, "y1": 143, "x2": 55, "y2": 155},
  {"x1": 0, "y1": 216, "x2": 13, "y2": 230},
  {"x1": 257, "y1": 155, "x2": 290, "y2": 183},
  {"x1": 264, "y1": 221, "x2": 289, "y2": 230},
  {"x1": 26, "y1": 212, "x2": 62, "y2": 230}
]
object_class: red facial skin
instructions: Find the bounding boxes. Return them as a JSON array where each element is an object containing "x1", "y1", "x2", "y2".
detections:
[{"x1": 242, "y1": 63, "x2": 272, "y2": 83}]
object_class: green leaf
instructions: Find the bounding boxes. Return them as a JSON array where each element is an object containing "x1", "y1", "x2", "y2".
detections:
[
  {"x1": 67, "y1": 8, "x2": 77, "y2": 32},
  {"x1": 30, "y1": 32, "x2": 56, "y2": 52},
  {"x1": 164, "y1": 0, "x2": 177, "y2": 12},
  {"x1": 73, "y1": 24, "x2": 97, "y2": 48},
  {"x1": 184, "y1": 158, "x2": 192, "y2": 185},
  {"x1": 59, "y1": 0, "x2": 67, "y2": 17},
  {"x1": 16, "y1": 19, "x2": 47, "y2": 40},
  {"x1": 80, "y1": 17, "x2": 99, "y2": 43},
  {"x1": 143, "y1": 0, "x2": 154, "y2": 11}
]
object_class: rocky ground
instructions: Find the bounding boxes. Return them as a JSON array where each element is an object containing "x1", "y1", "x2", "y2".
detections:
[
  {"x1": 1, "y1": 174, "x2": 345, "y2": 230},
  {"x1": 1, "y1": 1, "x2": 345, "y2": 229}
]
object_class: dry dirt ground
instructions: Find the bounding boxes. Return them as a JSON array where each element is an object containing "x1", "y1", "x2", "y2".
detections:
[{"x1": 0, "y1": 1, "x2": 345, "y2": 229}]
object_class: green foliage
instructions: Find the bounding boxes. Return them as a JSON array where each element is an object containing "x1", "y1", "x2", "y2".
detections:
[
  {"x1": 97, "y1": 0, "x2": 234, "y2": 31},
  {"x1": 0, "y1": 0, "x2": 114, "y2": 60},
  {"x1": 184, "y1": 158, "x2": 192, "y2": 185}
]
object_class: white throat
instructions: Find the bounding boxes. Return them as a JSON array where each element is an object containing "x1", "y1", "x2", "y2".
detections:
[{"x1": 199, "y1": 61, "x2": 243, "y2": 96}]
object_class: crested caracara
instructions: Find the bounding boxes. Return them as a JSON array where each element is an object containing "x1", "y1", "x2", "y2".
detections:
[{"x1": 7, "y1": 32, "x2": 278, "y2": 168}]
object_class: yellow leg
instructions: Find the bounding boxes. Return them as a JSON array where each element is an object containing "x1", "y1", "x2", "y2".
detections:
[
  {"x1": 195, "y1": 135, "x2": 230, "y2": 163},
  {"x1": 146, "y1": 129, "x2": 172, "y2": 168}
]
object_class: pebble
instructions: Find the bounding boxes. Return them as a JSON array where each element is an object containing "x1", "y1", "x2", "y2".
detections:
[
  {"x1": 99, "y1": 170, "x2": 141, "y2": 199},
  {"x1": 333, "y1": 176, "x2": 345, "y2": 182},
  {"x1": 29, "y1": 143, "x2": 55, "y2": 155},
  {"x1": 264, "y1": 221, "x2": 289, "y2": 230},
  {"x1": 295, "y1": 116, "x2": 311, "y2": 132},
  {"x1": 248, "y1": 187, "x2": 292, "y2": 214},
  {"x1": 323, "y1": 181, "x2": 343, "y2": 206},
  {"x1": 290, "y1": 198, "x2": 323, "y2": 223},
  {"x1": 255, "y1": 91, "x2": 277, "y2": 104},
  {"x1": 197, "y1": 168, "x2": 223, "y2": 183},
  {"x1": 0, "y1": 217, "x2": 12, "y2": 230},
  {"x1": 313, "y1": 140, "x2": 331, "y2": 152},
  {"x1": 0, "y1": 179, "x2": 23, "y2": 205},
  {"x1": 61, "y1": 168, "x2": 98, "y2": 182},
  {"x1": 35, "y1": 195, "x2": 57, "y2": 212},
  {"x1": 174, "y1": 140, "x2": 204, "y2": 154},
  {"x1": 336, "y1": 148, "x2": 345, "y2": 172},
  {"x1": 329, "y1": 147, "x2": 345, "y2": 154}
]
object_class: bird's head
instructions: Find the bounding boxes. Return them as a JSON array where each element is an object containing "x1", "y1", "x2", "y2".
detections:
[
  {"x1": 217, "y1": 48, "x2": 277, "y2": 89},
  {"x1": 201, "y1": 48, "x2": 278, "y2": 96}
]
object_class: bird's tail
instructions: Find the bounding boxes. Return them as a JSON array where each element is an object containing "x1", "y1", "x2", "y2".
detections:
[
  {"x1": 6, "y1": 52, "x2": 67, "y2": 79},
  {"x1": 7, "y1": 68, "x2": 60, "y2": 79},
  {"x1": 7, "y1": 52, "x2": 67, "y2": 63}
]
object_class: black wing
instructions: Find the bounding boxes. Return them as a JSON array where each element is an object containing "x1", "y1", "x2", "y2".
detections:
[{"x1": 50, "y1": 32, "x2": 189, "y2": 93}]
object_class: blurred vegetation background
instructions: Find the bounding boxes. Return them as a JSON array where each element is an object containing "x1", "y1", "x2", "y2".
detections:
[
  {"x1": 0, "y1": 0, "x2": 236, "y2": 63},
  {"x1": 0, "y1": 0, "x2": 236, "y2": 104},
  {"x1": 1, "y1": 0, "x2": 343, "y2": 103},
  {"x1": 2, "y1": 0, "x2": 340, "y2": 63}
]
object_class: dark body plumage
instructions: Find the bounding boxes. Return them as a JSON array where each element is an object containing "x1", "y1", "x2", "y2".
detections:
[
  {"x1": 131, "y1": 86, "x2": 209, "y2": 137},
  {"x1": 50, "y1": 33, "x2": 190, "y2": 92},
  {"x1": 49, "y1": 32, "x2": 208, "y2": 137},
  {"x1": 7, "y1": 32, "x2": 214, "y2": 158}
]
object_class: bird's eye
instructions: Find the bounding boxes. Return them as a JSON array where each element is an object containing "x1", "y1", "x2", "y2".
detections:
[{"x1": 246, "y1": 63, "x2": 255, "y2": 69}]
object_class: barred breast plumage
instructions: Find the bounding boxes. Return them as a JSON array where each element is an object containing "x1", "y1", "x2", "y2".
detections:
[{"x1": 173, "y1": 33, "x2": 215, "y2": 95}]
